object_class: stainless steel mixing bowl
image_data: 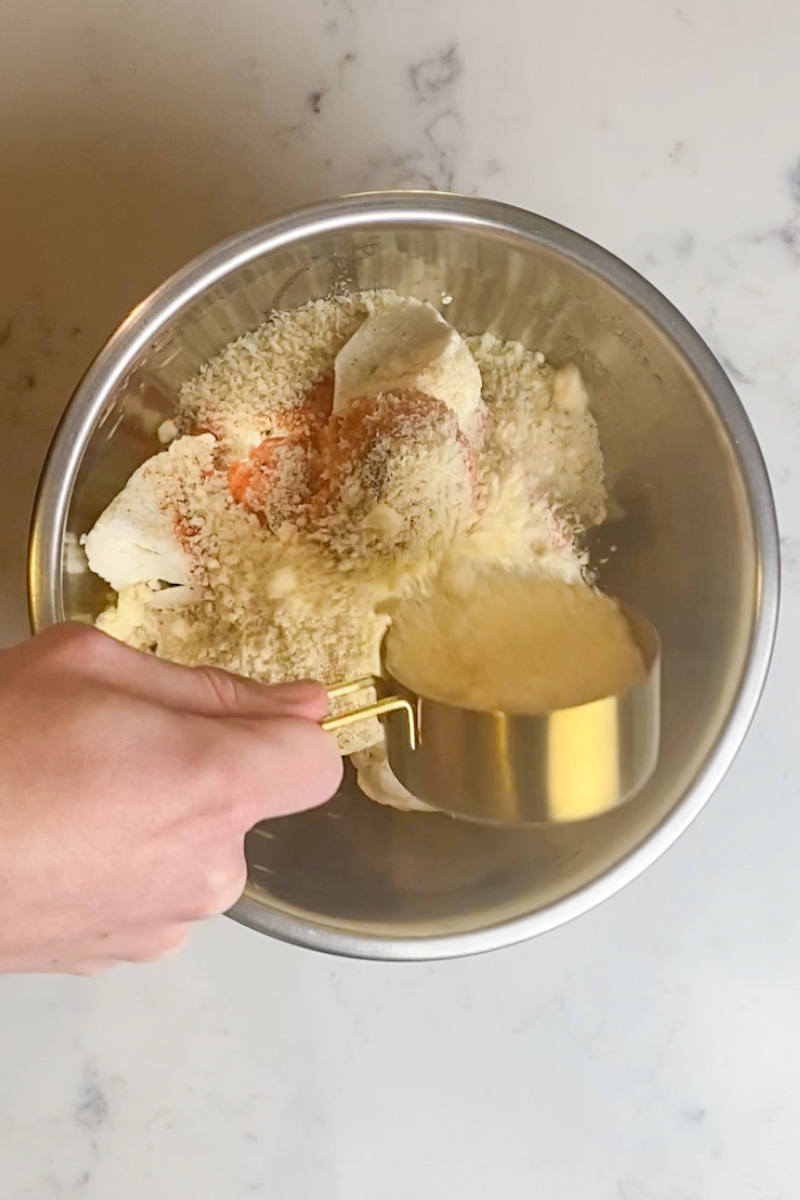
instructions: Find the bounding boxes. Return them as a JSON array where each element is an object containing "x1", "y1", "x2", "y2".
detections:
[{"x1": 29, "y1": 192, "x2": 779, "y2": 960}]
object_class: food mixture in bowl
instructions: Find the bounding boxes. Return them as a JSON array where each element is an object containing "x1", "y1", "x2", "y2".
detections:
[{"x1": 83, "y1": 291, "x2": 608, "y2": 810}]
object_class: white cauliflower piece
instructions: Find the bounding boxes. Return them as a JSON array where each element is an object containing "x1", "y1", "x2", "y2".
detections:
[{"x1": 83, "y1": 435, "x2": 215, "y2": 591}]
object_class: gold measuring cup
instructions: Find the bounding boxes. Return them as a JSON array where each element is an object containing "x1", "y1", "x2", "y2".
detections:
[{"x1": 322, "y1": 607, "x2": 660, "y2": 825}]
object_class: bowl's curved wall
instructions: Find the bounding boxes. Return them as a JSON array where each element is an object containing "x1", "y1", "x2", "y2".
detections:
[{"x1": 29, "y1": 194, "x2": 778, "y2": 958}]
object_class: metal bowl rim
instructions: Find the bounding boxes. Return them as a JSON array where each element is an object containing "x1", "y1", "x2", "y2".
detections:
[{"x1": 28, "y1": 190, "x2": 780, "y2": 960}]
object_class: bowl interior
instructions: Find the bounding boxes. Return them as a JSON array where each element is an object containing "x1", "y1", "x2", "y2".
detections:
[{"x1": 47, "y1": 208, "x2": 761, "y2": 948}]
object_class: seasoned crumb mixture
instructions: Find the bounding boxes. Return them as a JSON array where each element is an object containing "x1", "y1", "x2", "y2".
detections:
[
  {"x1": 85, "y1": 290, "x2": 607, "y2": 775},
  {"x1": 178, "y1": 293, "x2": 390, "y2": 457}
]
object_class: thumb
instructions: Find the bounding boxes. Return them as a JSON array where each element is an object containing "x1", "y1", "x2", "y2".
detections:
[
  {"x1": 97, "y1": 636, "x2": 330, "y2": 720},
  {"x1": 170, "y1": 669, "x2": 330, "y2": 721}
]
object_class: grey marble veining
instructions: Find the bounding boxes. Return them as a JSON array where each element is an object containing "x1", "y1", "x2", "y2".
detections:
[{"x1": 1, "y1": 0, "x2": 799, "y2": 1196}]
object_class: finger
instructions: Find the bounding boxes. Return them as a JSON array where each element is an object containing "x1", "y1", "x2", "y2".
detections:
[
  {"x1": 192, "y1": 853, "x2": 249, "y2": 920},
  {"x1": 65, "y1": 961, "x2": 113, "y2": 977},
  {"x1": 184, "y1": 669, "x2": 329, "y2": 721},
  {"x1": 223, "y1": 715, "x2": 344, "y2": 824},
  {"x1": 118, "y1": 924, "x2": 192, "y2": 963}
]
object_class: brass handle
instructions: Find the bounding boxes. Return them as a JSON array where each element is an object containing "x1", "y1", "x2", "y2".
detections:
[
  {"x1": 326, "y1": 676, "x2": 376, "y2": 700},
  {"x1": 322, "y1": 678, "x2": 417, "y2": 751}
]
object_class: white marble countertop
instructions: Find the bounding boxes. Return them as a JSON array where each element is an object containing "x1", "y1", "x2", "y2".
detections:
[{"x1": 1, "y1": 1, "x2": 799, "y2": 1196}]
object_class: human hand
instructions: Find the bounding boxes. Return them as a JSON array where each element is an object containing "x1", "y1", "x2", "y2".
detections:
[{"x1": 0, "y1": 624, "x2": 342, "y2": 974}]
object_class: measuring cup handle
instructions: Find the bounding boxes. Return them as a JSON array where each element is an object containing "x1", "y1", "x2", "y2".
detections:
[{"x1": 322, "y1": 682, "x2": 417, "y2": 751}]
